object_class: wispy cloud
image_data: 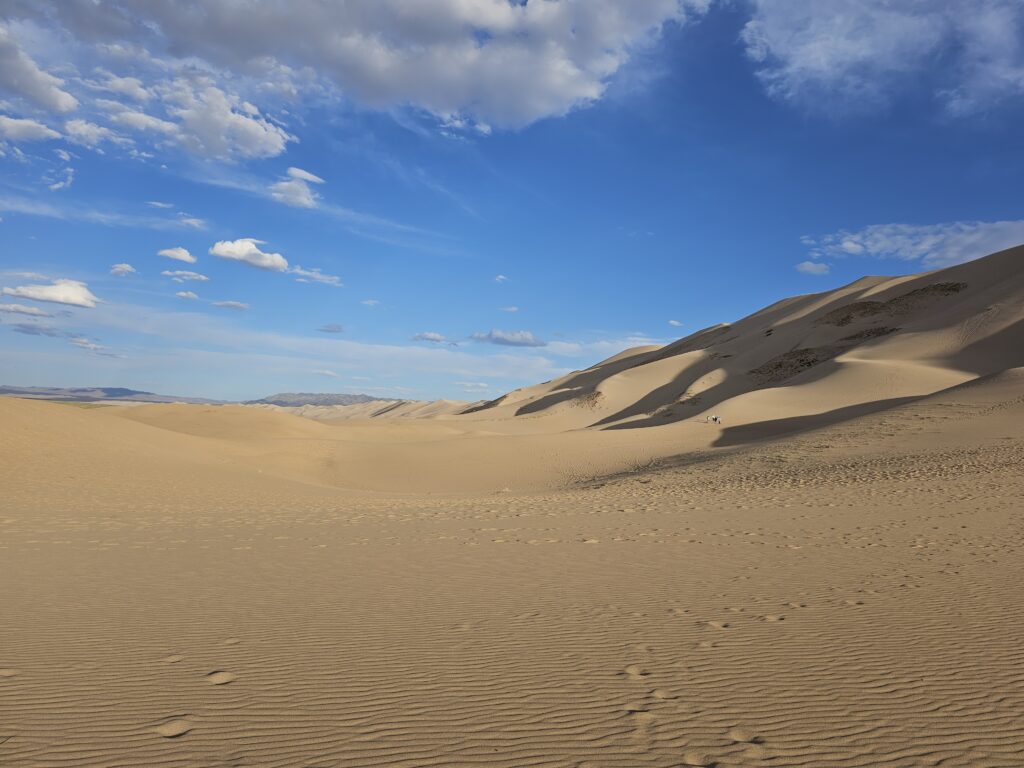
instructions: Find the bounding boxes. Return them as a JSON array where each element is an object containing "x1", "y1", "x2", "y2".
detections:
[
  {"x1": 472, "y1": 329, "x2": 545, "y2": 347},
  {"x1": 803, "y1": 219, "x2": 1024, "y2": 268},
  {"x1": 2, "y1": 278, "x2": 100, "y2": 308}
]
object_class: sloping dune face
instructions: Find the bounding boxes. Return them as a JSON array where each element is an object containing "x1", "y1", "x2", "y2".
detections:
[{"x1": 2, "y1": 247, "x2": 1024, "y2": 768}]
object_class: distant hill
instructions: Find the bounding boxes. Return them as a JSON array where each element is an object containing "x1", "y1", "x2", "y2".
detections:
[
  {"x1": 248, "y1": 392, "x2": 399, "y2": 407},
  {"x1": 0, "y1": 385, "x2": 220, "y2": 404}
]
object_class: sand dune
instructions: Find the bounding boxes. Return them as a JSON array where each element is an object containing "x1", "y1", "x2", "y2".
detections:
[{"x1": 2, "y1": 246, "x2": 1023, "y2": 767}]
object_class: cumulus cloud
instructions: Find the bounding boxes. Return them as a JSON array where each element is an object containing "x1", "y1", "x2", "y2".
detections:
[
  {"x1": 162, "y1": 80, "x2": 294, "y2": 159},
  {"x1": 99, "y1": 73, "x2": 151, "y2": 102},
  {"x1": 0, "y1": 302, "x2": 52, "y2": 317},
  {"x1": 212, "y1": 300, "x2": 249, "y2": 310},
  {"x1": 269, "y1": 166, "x2": 326, "y2": 208},
  {"x1": 472, "y1": 329, "x2": 546, "y2": 347},
  {"x1": 175, "y1": 290, "x2": 198, "y2": 300},
  {"x1": 157, "y1": 246, "x2": 196, "y2": 263},
  {"x1": 63, "y1": 118, "x2": 124, "y2": 148},
  {"x1": 494, "y1": 274, "x2": 509, "y2": 283},
  {"x1": 161, "y1": 270, "x2": 208, "y2": 282},
  {"x1": 0, "y1": 115, "x2": 60, "y2": 141},
  {"x1": 2, "y1": 278, "x2": 100, "y2": 307},
  {"x1": 803, "y1": 219, "x2": 1024, "y2": 268},
  {"x1": 110, "y1": 262, "x2": 136, "y2": 276},
  {"x1": 17, "y1": 1, "x2": 710, "y2": 129},
  {"x1": 668, "y1": 319, "x2": 683, "y2": 327},
  {"x1": 289, "y1": 265, "x2": 342, "y2": 286},
  {"x1": 317, "y1": 323, "x2": 344, "y2": 333},
  {"x1": 741, "y1": 0, "x2": 1024, "y2": 114},
  {"x1": 209, "y1": 238, "x2": 288, "y2": 271},
  {"x1": 0, "y1": 22, "x2": 78, "y2": 113},
  {"x1": 795, "y1": 260, "x2": 830, "y2": 275}
]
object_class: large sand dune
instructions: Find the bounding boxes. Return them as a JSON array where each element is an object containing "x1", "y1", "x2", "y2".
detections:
[{"x1": 2, "y1": 246, "x2": 1023, "y2": 767}]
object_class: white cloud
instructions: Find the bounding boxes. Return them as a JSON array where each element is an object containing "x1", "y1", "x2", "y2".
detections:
[
  {"x1": 499, "y1": 305, "x2": 519, "y2": 313},
  {"x1": 668, "y1": 319, "x2": 683, "y2": 326},
  {"x1": 795, "y1": 260, "x2": 831, "y2": 275},
  {"x1": 412, "y1": 331, "x2": 448, "y2": 343},
  {"x1": 47, "y1": 166, "x2": 74, "y2": 191},
  {"x1": 0, "y1": 302, "x2": 52, "y2": 317},
  {"x1": 804, "y1": 219, "x2": 1024, "y2": 268},
  {"x1": 54, "y1": 148, "x2": 70, "y2": 161},
  {"x1": 2, "y1": 278, "x2": 100, "y2": 308},
  {"x1": 317, "y1": 323, "x2": 344, "y2": 333},
  {"x1": 20, "y1": 1, "x2": 711, "y2": 129},
  {"x1": 69, "y1": 336, "x2": 107, "y2": 353},
  {"x1": 494, "y1": 274, "x2": 509, "y2": 283},
  {"x1": 287, "y1": 167, "x2": 325, "y2": 184},
  {"x1": 741, "y1": 1, "x2": 1024, "y2": 114},
  {"x1": 161, "y1": 80, "x2": 294, "y2": 159},
  {"x1": 0, "y1": 23, "x2": 78, "y2": 113},
  {"x1": 213, "y1": 300, "x2": 249, "y2": 310},
  {"x1": 210, "y1": 238, "x2": 288, "y2": 271},
  {"x1": 457, "y1": 381, "x2": 490, "y2": 392},
  {"x1": 313, "y1": 369, "x2": 341, "y2": 378},
  {"x1": 110, "y1": 108, "x2": 178, "y2": 134},
  {"x1": 63, "y1": 118, "x2": 124, "y2": 148},
  {"x1": 0, "y1": 115, "x2": 60, "y2": 141},
  {"x1": 161, "y1": 270, "x2": 208, "y2": 282},
  {"x1": 147, "y1": 200, "x2": 174, "y2": 209},
  {"x1": 289, "y1": 265, "x2": 342, "y2": 286},
  {"x1": 361, "y1": 299, "x2": 380, "y2": 307},
  {"x1": 101, "y1": 73, "x2": 151, "y2": 102},
  {"x1": 110, "y1": 262, "x2": 136, "y2": 276},
  {"x1": 157, "y1": 246, "x2": 196, "y2": 263},
  {"x1": 269, "y1": 179, "x2": 316, "y2": 208},
  {"x1": 175, "y1": 290, "x2": 198, "y2": 300},
  {"x1": 177, "y1": 215, "x2": 206, "y2": 230},
  {"x1": 472, "y1": 329, "x2": 546, "y2": 347},
  {"x1": 269, "y1": 166, "x2": 326, "y2": 208}
]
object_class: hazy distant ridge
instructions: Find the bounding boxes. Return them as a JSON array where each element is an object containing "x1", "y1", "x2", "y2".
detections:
[{"x1": 246, "y1": 392, "x2": 400, "y2": 407}]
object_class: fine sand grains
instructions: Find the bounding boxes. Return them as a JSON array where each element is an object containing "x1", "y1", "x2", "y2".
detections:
[{"x1": 2, "y1": 393, "x2": 1024, "y2": 767}]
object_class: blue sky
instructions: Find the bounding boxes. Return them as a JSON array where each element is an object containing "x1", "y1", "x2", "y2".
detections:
[{"x1": 2, "y1": 1, "x2": 1023, "y2": 401}]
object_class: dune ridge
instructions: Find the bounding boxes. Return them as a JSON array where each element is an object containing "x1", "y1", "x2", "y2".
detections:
[{"x1": 1, "y1": 246, "x2": 1023, "y2": 767}]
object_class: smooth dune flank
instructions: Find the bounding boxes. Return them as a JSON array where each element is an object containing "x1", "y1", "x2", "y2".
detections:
[{"x1": 2, "y1": 246, "x2": 1024, "y2": 767}]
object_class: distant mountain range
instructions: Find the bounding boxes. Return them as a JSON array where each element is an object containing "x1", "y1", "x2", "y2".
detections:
[
  {"x1": 246, "y1": 393, "x2": 398, "y2": 407},
  {"x1": 0, "y1": 385, "x2": 221, "y2": 404},
  {"x1": 0, "y1": 386, "x2": 398, "y2": 407}
]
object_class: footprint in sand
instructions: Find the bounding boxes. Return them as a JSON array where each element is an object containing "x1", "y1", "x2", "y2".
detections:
[
  {"x1": 760, "y1": 614, "x2": 786, "y2": 622},
  {"x1": 0, "y1": 669, "x2": 19, "y2": 678},
  {"x1": 161, "y1": 654, "x2": 184, "y2": 664},
  {"x1": 704, "y1": 620, "x2": 730, "y2": 630},
  {"x1": 223, "y1": 638, "x2": 241, "y2": 646},
  {"x1": 652, "y1": 688, "x2": 678, "y2": 700},
  {"x1": 206, "y1": 670, "x2": 236, "y2": 685},
  {"x1": 727, "y1": 727, "x2": 762, "y2": 744},
  {"x1": 681, "y1": 750, "x2": 715, "y2": 766},
  {"x1": 154, "y1": 719, "x2": 193, "y2": 738},
  {"x1": 623, "y1": 664, "x2": 649, "y2": 681},
  {"x1": 785, "y1": 601, "x2": 807, "y2": 608}
]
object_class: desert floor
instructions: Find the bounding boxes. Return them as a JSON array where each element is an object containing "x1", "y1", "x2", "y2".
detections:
[{"x1": 2, "y1": 372, "x2": 1024, "y2": 768}]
